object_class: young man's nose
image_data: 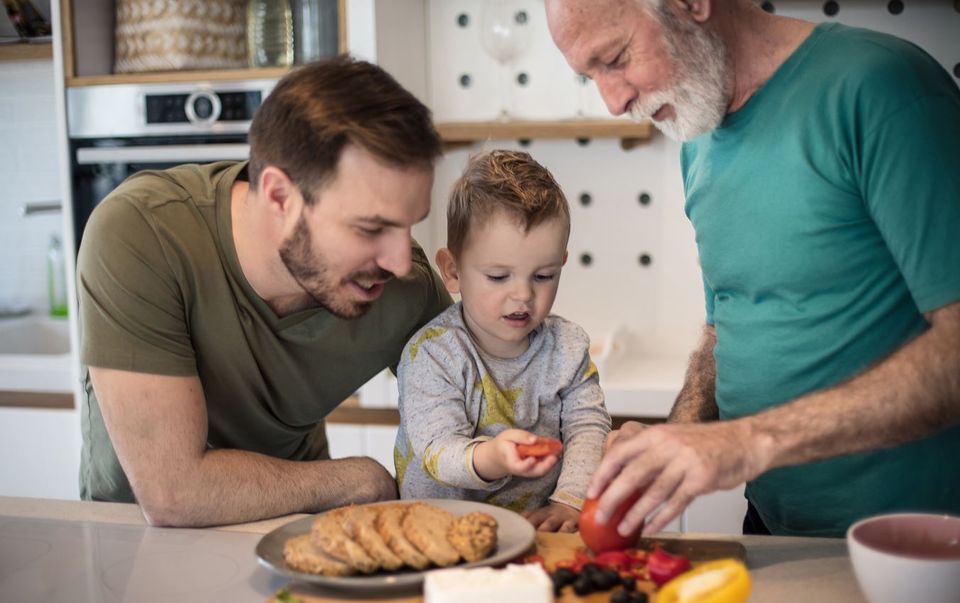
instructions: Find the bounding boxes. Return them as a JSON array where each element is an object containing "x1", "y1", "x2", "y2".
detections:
[
  {"x1": 596, "y1": 73, "x2": 635, "y2": 116},
  {"x1": 378, "y1": 233, "x2": 413, "y2": 278}
]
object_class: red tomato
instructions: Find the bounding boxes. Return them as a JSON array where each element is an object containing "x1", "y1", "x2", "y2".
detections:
[
  {"x1": 579, "y1": 491, "x2": 644, "y2": 553},
  {"x1": 516, "y1": 436, "x2": 563, "y2": 459}
]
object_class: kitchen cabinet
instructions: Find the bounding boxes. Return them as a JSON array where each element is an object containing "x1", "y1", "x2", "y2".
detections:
[
  {"x1": 0, "y1": 406, "x2": 79, "y2": 499},
  {"x1": 58, "y1": 0, "x2": 346, "y2": 86}
]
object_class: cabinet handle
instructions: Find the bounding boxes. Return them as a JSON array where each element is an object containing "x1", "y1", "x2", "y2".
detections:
[{"x1": 20, "y1": 201, "x2": 62, "y2": 217}]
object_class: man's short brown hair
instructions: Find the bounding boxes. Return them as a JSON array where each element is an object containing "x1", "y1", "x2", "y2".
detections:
[
  {"x1": 446, "y1": 150, "x2": 570, "y2": 257},
  {"x1": 248, "y1": 55, "x2": 442, "y2": 203}
]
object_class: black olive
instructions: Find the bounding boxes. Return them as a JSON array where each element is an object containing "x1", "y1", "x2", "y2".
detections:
[
  {"x1": 610, "y1": 590, "x2": 632, "y2": 603},
  {"x1": 621, "y1": 575, "x2": 637, "y2": 591},
  {"x1": 573, "y1": 575, "x2": 594, "y2": 596},
  {"x1": 553, "y1": 567, "x2": 577, "y2": 586},
  {"x1": 581, "y1": 563, "x2": 601, "y2": 575},
  {"x1": 630, "y1": 591, "x2": 650, "y2": 603},
  {"x1": 596, "y1": 569, "x2": 621, "y2": 590}
]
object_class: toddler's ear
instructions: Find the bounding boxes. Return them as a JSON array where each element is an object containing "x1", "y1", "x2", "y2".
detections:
[
  {"x1": 435, "y1": 248, "x2": 462, "y2": 295},
  {"x1": 562, "y1": 250, "x2": 569, "y2": 266}
]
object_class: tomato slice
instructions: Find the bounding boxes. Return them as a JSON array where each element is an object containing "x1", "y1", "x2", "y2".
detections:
[
  {"x1": 516, "y1": 436, "x2": 563, "y2": 459},
  {"x1": 647, "y1": 546, "x2": 692, "y2": 586}
]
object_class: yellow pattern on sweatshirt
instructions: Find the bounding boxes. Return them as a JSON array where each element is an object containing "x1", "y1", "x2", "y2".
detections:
[
  {"x1": 476, "y1": 373, "x2": 522, "y2": 429},
  {"x1": 409, "y1": 327, "x2": 447, "y2": 362}
]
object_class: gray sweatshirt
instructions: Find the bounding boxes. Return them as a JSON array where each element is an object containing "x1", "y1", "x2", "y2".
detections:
[{"x1": 394, "y1": 303, "x2": 611, "y2": 512}]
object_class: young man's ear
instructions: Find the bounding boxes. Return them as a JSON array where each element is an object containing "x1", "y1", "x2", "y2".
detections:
[
  {"x1": 258, "y1": 166, "x2": 301, "y2": 223},
  {"x1": 435, "y1": 248, "x2": 461, "y2": 295}
]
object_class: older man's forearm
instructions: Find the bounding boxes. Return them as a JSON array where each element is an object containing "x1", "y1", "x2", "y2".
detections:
[
  {"x1": 746, "y1": 301, "x2": 960, "y2": 473},
  {"x1": 668, "y1": 325, "x2": 719, "y2": 424}
]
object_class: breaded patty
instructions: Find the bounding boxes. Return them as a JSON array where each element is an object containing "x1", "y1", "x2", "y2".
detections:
[
  {"x1": 334, "y1": 505, "x2": 404, "y2": 571},
  {"x1": 448, "y1": 511, "x2": 498, "y2": 562},
  {"x1": 282, "y1": 534, "x2": 355, "y2": 576},
  {"x1": 401, "y1": 502, "x2": 461, "y2": 567},
  {"x1": 311, "y1": 510, "x2": 379, "y2": 573},
  {"x1": 376, "y1": 504, "x2": 431, "y2": 570}
]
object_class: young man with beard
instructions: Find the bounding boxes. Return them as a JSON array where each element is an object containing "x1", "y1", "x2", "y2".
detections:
[
  {"x1": 546, "y1": 0, "x2": 960, "y2": 537},
  {"x1": 76, "y1": 56, "x2": 452, "y2": 526}
]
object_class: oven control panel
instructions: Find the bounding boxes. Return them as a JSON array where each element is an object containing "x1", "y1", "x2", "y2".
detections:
[{"x1": 145, "y1": 90, "x2": 263, "y2": 125}]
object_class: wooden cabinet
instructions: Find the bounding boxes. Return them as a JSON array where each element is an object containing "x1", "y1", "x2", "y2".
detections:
[{"x1": 58, "y1": 0, "x2": 347, "y2": 86}]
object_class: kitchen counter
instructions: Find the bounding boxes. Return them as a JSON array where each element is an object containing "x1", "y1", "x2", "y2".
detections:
[{"x1": 0, "y1": 496, "x2": 866, "y2": 603}]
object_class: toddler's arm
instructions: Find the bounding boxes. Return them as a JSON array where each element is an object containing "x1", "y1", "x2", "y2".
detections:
[{"x1": 551, "y1": 349, "x2": 612, "y2": 509}]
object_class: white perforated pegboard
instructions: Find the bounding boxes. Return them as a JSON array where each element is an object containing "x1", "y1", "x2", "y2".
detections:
[
  {"x1": 419, "y1": 0, "x2": 960, "y2": 364},
  {"x1": 426, "y1": 0, "x2": 616, "y2": 120}
]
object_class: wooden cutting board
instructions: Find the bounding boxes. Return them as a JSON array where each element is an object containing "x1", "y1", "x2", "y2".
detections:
[{"x1": 268, "y1": 532, "x2": 746, "y2": 603}]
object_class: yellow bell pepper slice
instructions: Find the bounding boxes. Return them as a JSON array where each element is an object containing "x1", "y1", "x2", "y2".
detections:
[{"x1": 656, "y1": 558, "x2": 752, "y2": 603}]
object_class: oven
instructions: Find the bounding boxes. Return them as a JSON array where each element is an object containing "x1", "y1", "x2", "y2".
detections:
[{"x1": 66, "y1": 80, "x2": 276, "y2": 253}]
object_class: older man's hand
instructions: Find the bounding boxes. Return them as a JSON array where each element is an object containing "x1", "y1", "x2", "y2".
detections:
[
  {"x1": 603, "y1": 420, "x2": 648, "y2": 453},
  {"x1": 587, "y1": 419, "x2": 768, "y2": 536}
]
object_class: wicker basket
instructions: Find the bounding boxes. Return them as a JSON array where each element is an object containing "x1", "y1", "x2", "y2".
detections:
[{"x1": 114, "y1": 0, "x2": 247, "y2": 73}]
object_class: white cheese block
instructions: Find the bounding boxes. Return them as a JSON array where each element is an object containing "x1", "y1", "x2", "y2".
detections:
[{"x1": 423, "y1": 563, "x2": 553, "y2": 603}]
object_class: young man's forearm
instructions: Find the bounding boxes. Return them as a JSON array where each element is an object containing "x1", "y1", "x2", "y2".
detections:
[
  {"x1": 137, "y1": 452, "x2": 397, "y2": 527},
  {"x1": 745, "y1": 302, "x2": 960, "y2": 472},
  {"x1": 668, "y1": 324, "x2": 719, "y2": 424}
]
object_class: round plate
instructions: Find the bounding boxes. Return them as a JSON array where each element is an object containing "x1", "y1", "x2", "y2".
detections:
[{"x1": 255, "y1": 499, "x2": 536, "y2": 594}]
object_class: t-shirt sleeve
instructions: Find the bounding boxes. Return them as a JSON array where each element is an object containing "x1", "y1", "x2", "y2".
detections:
[
  {"x1": 550, "y1": 326, "x2": 612, "y2": 510},
  {"x1": 77, "y1": 196, "x2": 197, "y2": 375},
  {"x1": 703, "y1": 277, "x2": 716, "y2": 325},
  {"x1": 858, "y1": 77, "x2": 960, "y2": 313}
]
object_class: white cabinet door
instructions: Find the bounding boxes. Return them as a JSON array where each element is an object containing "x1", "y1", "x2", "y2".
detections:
[
  {"x1": 0, "y1": 407, "x2": 79, "y2": 500},
  {"x1": 326, "y1": 424, "x2": 365, "y2": 459},
  {"x1": 364, "y1": 425, "x2": 400, "y2": 477},
  {"x1": 683, "y1": 484, "x2": 747, "y2": 535}
]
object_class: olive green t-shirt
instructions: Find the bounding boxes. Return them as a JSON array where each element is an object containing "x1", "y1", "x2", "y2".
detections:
[
  {"x1": 77, "y1": 161, "x2": 451, "y2": 503},
  {"x1": 681, "y1": 24, "x2": 960, "y2": 536}
]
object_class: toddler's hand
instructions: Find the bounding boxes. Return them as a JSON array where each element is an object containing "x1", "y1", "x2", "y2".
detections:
[
  {"x1": 523, "y1": 502, "x2": 579, "y2": 532},
  {"x1": 474, "y1": 429, "x2": 560, "y2": 481}
]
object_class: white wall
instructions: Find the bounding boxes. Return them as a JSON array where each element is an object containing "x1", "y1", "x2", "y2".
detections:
[{"x1": 0, "y1": 60, "x2": 64, "y2": 315}]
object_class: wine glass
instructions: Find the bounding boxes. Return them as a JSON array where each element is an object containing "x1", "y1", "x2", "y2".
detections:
[{"x1": 479, "y1": 0, "x2": 532, "y2": 120}]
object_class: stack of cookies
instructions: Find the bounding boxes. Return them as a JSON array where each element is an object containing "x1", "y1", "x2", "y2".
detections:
[{"x1": 283, "y1": 502, "x2": 499, "y2": 576}]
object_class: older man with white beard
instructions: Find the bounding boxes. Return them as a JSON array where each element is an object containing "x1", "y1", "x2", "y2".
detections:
[{"x1": 546, "y1": 0, "x2": 960, "y2": 538}]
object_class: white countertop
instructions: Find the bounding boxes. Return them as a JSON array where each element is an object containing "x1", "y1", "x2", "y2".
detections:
[{"x1": 0, "y1": 496, "x2": 868, "y2": 603}]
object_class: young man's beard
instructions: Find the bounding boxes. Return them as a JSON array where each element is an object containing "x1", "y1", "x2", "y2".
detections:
[
  {"x1": 629, "y1": 5, "x2": 732, "y2": 142},
  {"x1": 278, "y1": 214, "x2": 390, "y2": 319}
]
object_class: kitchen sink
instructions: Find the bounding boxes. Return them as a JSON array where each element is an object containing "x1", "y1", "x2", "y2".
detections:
[
  {"x1": 0, "y1": 315, "x2": 70, "y2": 355},
  {"x1": 0, "y1": 315, "x2": 73, "y2": 392}
]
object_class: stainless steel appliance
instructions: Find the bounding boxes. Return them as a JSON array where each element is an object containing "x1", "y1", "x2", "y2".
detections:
[{"x1": 66, "y1": 80, "x2": 277, "y2": 253}]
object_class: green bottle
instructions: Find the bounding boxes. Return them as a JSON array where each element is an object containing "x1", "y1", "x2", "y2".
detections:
[{"x1": 47, "y1": 234, "x2": 68, "y2": 318}]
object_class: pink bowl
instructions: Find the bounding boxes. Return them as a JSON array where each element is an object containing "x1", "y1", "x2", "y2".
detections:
[{"x1": 847, "y1": 513, "x2": 960, "y2": 603}]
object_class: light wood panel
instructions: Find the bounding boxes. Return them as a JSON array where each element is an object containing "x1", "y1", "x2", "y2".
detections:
[{"x1": 0, "y1": 42, "x2": 53, "y2": 62}]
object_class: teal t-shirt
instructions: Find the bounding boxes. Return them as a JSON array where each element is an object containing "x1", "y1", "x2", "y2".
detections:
[{"x1": 681, "y1": 23, "x2": 960, "y2": 536}]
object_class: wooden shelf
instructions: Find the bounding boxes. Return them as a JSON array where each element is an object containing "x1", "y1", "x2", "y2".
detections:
[
  {"x1": 436, "y1": 119, "x2": 653, "y2": 143},
  {"x1": 65, "y1": 66, "x2": 291, "y2": 87},
  {"x1": 0, "y1": 42, "x2": 53, "y2": 62}
]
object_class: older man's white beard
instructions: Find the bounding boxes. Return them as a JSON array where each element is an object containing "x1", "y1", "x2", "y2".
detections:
[{"x1": 628, "y1": 21, "x2": 731, "y2": 141}]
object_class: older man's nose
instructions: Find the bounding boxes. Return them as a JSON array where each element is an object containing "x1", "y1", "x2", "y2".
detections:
[{"x1": 595, "y1": 73, "x2": 635, "y2": 116}]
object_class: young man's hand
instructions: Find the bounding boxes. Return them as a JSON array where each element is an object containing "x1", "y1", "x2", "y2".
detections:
[
  {"x1": 523, "y1": 501, "x2": 579, "y2": 532},
  {"x1": 473, "y1": 429, "x2": 560, "y2": 481}
]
